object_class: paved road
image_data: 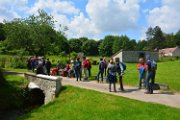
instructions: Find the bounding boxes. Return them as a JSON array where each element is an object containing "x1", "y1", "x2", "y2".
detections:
[{"x1": 61, "y1": 77, "x2": 180, "y2": 109}]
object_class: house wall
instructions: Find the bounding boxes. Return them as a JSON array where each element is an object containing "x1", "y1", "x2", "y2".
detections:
[
  {"x1": 112, "y1": 51, "x2": 123, "y2": 62},
  {"x1": 113, "y1": 51, "x2": 158, "y2": 63},
  {"x1": 173, "y1": 48, "x2": 180, "y2": 56}
]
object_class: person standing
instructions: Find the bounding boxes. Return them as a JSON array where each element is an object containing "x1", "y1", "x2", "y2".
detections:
[
  {"x1": 103, "y1": 57, "x2": 107, "y2": 76},
  {"x1": 145, "y1": 56, "x2": 157, "y2": 94},
  {"x1": 86, "y1": 58, "x2": 92, "y2": 77},
  {"x1": 137, "y1": 58, "x2": 147, "y2": 89},
  {"x1": 97, "y1": 58, "x2": 105, "y2": 83},
  {"x1": 82, "y1": 56, "x2": 88, "y2": 80},
  {"x1": 107, "y1": 58, "x2": 117, "y2": 92},
  {"x1": 31, "y1": 56, "x2": 38, "y2": 72},
  {"x1": 74, "y1": 58, "x2": 82, "y2": 81},
  {"x1": 115, "y1": 57, "x2": 125, "y2": 91},
  {"x1": 45, "y1": 58, "x2": 52, "y2": 76}
]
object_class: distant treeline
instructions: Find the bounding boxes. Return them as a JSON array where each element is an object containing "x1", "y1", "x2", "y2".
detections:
[{"x1": 0, "y1": 10, "x2": 180, "y2": 56}]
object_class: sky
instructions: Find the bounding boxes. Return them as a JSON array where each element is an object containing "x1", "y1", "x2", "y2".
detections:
[{"x1": 0, "y1": 0, "x2": 180, "y2": 40}]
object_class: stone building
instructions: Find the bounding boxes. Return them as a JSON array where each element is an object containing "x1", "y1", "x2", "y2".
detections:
[
  {"x1": 159, "y1": 47, "x2": 180, "y2": 57},
  {"x1": 112, "y1": 50, "x2": 159, "y2": 63}
]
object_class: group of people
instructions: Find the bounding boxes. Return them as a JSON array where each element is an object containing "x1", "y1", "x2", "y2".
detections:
[
  {"x1": 96, "y1": 57, "x2": 126, "y2": 92},
  {"x1": 26, "y1": 55, "x2": 157, "y2": 94},
  {"x1": 26, "y1": 56, "x2": 52, "y2": 75},
  {"x1": 73, "y1": 56, "x2": 92, "y2": 81},
  {"x1": 137, "y1": 56, "x2": 157, "y2": 94}
]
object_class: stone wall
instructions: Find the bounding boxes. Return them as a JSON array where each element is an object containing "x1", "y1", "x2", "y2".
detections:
[
  {"x1": 173, "y1": 47, "x2": 180, "y2": 56},
  {"x1": 113, "y1": 50, "x2": 159, "y2": 63},
  {"x1": 24, "y1": 73, "x2": 62, "y2": 104},
  {"x1": 122, "y1": 51, "x2": 159, "y2": 63}
]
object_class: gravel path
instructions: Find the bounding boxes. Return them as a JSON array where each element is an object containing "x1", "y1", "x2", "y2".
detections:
[
  {"x1": 61, "y1": 77, "x2": 180, "y2": 109},
  {"x1": 5, "y1": 71, "x2": 180, "y2": 109}
]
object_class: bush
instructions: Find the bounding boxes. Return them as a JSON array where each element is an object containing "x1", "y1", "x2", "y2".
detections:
[
  {"x1": 11, "y1": 56, "x2": 27, "y2": 69},
  {"x1": 0, "y1": 57, "x2": 6, "y2": 68},
  {"x1": 70, "y1": 52, "x2": 77, "y2": 60}
]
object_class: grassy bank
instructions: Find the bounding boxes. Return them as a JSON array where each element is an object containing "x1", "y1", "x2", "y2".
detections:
[
  {"x1": 0, "y1": 75, "x2": 26, "y2": 111},
  {"x1": 19, "y1": 86, "x2": 180, "y2": 120}
]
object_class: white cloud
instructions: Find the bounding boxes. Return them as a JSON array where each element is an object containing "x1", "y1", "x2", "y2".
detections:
[
  {"x1": 28, "y1": 0, "x2": 79, "y2": 15},
  {"x1": 0, "y1": 0, "x2": 27, "y2": 22},
  {"x1": 0, "y1": 0, "x2": 142, "y2": 39},
  {"x1": 67, "y1": 12, "x2": 100, "y2": 38},
  {"x1": 86, "y1": 0, "x2": 140, "y2": 32},
  {"x1": 147, "y1": 0, "x2": 180, "y2": 33}
]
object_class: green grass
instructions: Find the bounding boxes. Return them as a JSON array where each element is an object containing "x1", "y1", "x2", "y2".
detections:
[
  {"x1": 0, "y1": 75, "x2": 26, "y2": 110},
  {"x1": 123, "y1": 60, "x2": 180, "y2": 91},
  {"x1": 4, "y1": 68, "x2": 28, "y2": 73},
  {"x1": 1, "y1": 55, "x2": 180, "y2": 91},
  {"x1": 89, "y1": 60, "x2": 180, "y2": 91},
  {"x1": 19, "y1": 86, "x2": 180, "y2": 120}
]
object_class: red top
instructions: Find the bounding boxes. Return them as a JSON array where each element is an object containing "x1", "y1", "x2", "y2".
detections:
[
  {"x1": 86, "y1": 60, "x2": 91, "y2": 69},
  {"x1": 83, "y1": 60, "x2": 88, "y2": 68},
  {"x1": 64, "y1": 64, "x2": 70, "y2": 71},
  {"x1": 137, "y1": 63, "x2": 147, "y2": 71}
]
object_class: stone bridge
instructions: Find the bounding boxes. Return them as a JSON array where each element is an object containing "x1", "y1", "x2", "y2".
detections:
[{"x1": 24, "y1": 73, "x2": 62, "y2": 104}]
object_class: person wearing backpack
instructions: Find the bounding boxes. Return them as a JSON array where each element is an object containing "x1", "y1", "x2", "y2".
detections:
[
  {"x1": 74, "y1": 58, "x2": 82, "y2": 81},
  {"x1": 107, "y1": 58, "x2": 117, "y2": 92},
  {"x1": 145, "y1": 56, "x2": 157, "y2": 94},
  {"x1": 97, "y1": 58, "x2": 105, "y2": 83},
  {"x1": 115, "y1": 57, "x2": 125, "y2": 91}
]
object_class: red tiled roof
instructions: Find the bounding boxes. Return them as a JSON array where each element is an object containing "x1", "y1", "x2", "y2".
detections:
[{"x1": 159, "y1": 47, "x2": 177, "y2": 54}]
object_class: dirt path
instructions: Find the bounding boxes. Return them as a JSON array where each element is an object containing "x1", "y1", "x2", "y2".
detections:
[{"x1": 61, "y1": 77, "x2": 180, "y2": 109}]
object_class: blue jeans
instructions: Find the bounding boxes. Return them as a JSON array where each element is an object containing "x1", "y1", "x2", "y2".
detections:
[
  {"x1": 145, "y1": 71, "x2": 156, "y2": 92},
  {"x1": 75, "y1": 69, "x2": 81, "y2": 81},
  {"x1": 139, "y1": 73, "x2": 146, "y2": 88},
  {"x1": 97, "y1": 69, "x2": 104, "y2": 82}
]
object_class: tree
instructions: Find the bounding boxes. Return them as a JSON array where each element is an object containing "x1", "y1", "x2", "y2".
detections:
[
  {"x1": 112, "y1": 35, "x2": 134, "y2": 53},
  {"x1": 0, "y1": 23, "x2": 6, "y2": 41},
  {"x1": 136, "y1": 40, "x2": 148, "y2": 50},
  {"x1": 146, "y1": 26, "x2": 165, "y2": 50},
  {"x1": 3, "y1": 10, "x2": 67, "y2": 56},
  {"x1": 163, "y1": 33, "x2": 176, "y2": 48},
  {"x1": 69, "y1": 38, "x2": 83, "y2": 53},
  {"x1": 82, "y1": 40, "x2": 99, "y2": 56},
  {"x1": 99, "y1": 35, "x2": 115, "y2": 56},
  {"x1": 175, "y1": 30, "x2": 180, "y2": 46}
]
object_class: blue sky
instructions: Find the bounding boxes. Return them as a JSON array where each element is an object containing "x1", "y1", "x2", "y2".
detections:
[{"x1": 0, "y1": 0, "x2": 179, "y2": 40}]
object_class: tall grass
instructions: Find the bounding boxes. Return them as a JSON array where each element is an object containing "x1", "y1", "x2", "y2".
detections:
[{"x1": 0, "y1": 55, "x2": 27, "y2": 68}]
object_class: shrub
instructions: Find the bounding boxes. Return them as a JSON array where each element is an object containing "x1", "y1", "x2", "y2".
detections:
[
  {"x1": 0, "y1": 57, "x2": 6, "y2": 68},
  {"x1": 11, "y1": 56, "x2": 27, "y2": 69}
]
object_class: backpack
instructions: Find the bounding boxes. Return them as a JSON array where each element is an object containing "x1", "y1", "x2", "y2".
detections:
[
  {"x1": 99, "y1": 61, "x2": 105, "y2": 70},
  {"x1": 151, "y1": 60, "x2": 157, "y2": 71},
  {"x1": 75, "y1": 61, "x2": 81, "y2": 70},
  {"x1": 120, "y1": 63, "x2": 126, "y2": 71}
]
